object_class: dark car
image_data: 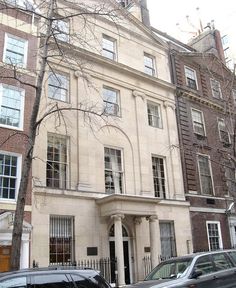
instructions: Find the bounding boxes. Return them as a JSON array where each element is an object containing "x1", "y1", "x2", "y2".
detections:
[
  {"x1": 128, "y1": 249, "x2": 236, "y2": 288},
  {"x1": 0, "y1": 267, "x2": 111, "y2": 288}
]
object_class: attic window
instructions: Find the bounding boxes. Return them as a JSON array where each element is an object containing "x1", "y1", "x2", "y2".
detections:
[{"x1": 116, "y1": 0, "x2": 131, "y2": 7}]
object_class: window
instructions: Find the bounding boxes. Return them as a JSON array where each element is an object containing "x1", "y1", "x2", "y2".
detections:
[
  {"x1": 211, "y1": 78, "x2": 222, "y2": 99},
  {"x1": 102, "y1": 35, "x2": 116, "y2": 60},
  {"x1": 218, "y1": 118, "x2": 230, "y2": 144},
  {"x1": 103, "y1": 87, "x2": 120, "y2": 116},
  {"x1": 0, "y1": 152, "x2": 20, "y2": 201},
  {"x1": 104, "y1": 147, "x2": 123, "y2": 194},
  {"x1": 0, "y1": 276, "x2": 27, "y2": 288},
  {"x1": 184, "y1": 66, "x2": 198, "y2": 90},
  {"x1": 232, "y1": 89, "x2": 236, "y2": 104},
  {"x1": 3, "y1": 34, "x2": 28, "y2": 67},
  {"x1": 46, "y1": 134, "x2": 67, "y2": 189},
  {"x1": 212, "y1": 253, "x2": 233, "y2": 271},
  {"x1": 48, "y1": 72, "x2": 69, "y2": 102},
  {"x1": 0, "y1": 84, "x2": 25, "y2": 129},
  {"x1": 191, "y1": 109, "x2": 205, "y2": 136},
  {"x1": 197, "y1": 155, "x2": 214, "y2": 195},
  {"x1": 147, "y1": 102, "x2": 162, "y2": 128},
  {"x1": 52, "y1": 19, "x2": 69, "y2": 42},
  {"x1": 144, "y1": 53, "x2": 155, "y2": 76},
  {"x1": 206, "y1": 221, "x2": 223, "y2": 251},
  {"x1": 225, "y1": 163, "x2": 236, "y2": 194},
  {"x1": 160, "y1": 222, "x2": 176, "y2": 260},
  {"x1": 49, "y1": 215, "x2": 74, "y2": 264},
  {"x1": 194, "y1": 255, "x2": 214, "y2": 275},
  {"x1": 152, "y1": 156, "x2": 166, "y2": 198},
  {"x1": 32, "y1": 274, "x2": 70, "y2": 288}
]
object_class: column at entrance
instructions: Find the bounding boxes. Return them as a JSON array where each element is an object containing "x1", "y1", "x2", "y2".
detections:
[
  {"x1": 148, "y1": 215, "x2": 160, "y2": 269},
  {"x1": 111, "y1": 214, "x2": 126, "y2": 286}
]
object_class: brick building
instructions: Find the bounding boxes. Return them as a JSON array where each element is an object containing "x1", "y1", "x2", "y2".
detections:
[
  {"x1": 0, "y1": 1, "x2": 38, "y2": 271},
  {"x1": 154, "y1": 26, "x2": 236, "y2": 252}
]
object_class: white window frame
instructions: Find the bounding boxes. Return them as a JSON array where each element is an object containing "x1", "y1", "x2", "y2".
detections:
[
  {"x1": 147, "y1": 101, "x2": 162, "y2": 128},
  {"x1": 3, "y1": 33, "x2": 28, "y2": 68},
  {"x1": 206, "y1": 221, "x2": 223, "y2": 251},
  {"x1": 191, "y1": 108, "x2": 206, "y2": 136},
  {"x1": 197, "y1": 154, "x2": 214, "y2": 195},
  {"x1": 217, "y1": 118, "x2": 230, "y2": 144},
  {"x1": 48, "y1": 71, "x2": 69, "y2": 102},
  {"x1": 144, "y1": 53, "x2": 156, "y2": 76},
  {"x1": 152, "y1": 156, "x2": 167, "y2": 199},
  {"x1": 210, "y1": 78, "x2": 222, "y2": 99},
  {"x1": 184, "y1": 66, "x2": 198, "y2": 90},
  {"x1": 0, "y1": 83, "x2": 25, "y2": 130},
  {"x1": 103, "y1": 86, "x2": 120, "y2": 116},
  {"x1": 102, "y1": 35, "x2": 117, "y2": 61},
  {"x1": 0, "y1": 150, "x2": 21, "y2": 203},
  {"x1": 104, "y1": 146, "x2": 124, "y2": 194},
  {"x1": 52, "y1": 19, "x2": 69, "y2": 42}
]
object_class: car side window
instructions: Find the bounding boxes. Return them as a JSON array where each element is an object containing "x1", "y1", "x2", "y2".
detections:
[
  {"x1": 31, "y1": 274, "x2": 71, "y2": 288},
  {"x1": 212, "y1": 253, "x2": 233, "y2": 271},
  {"x1": 228, "y1": 251, "x2": 236, "y2": 265},
  {"x1": 70, "y1": 274, "x2": 96, "y2": 288},
  {"x1": 194, "y1": 255, "x2": 215, "y2": 275},
  {"x1": 0, "y1": 277, "x2": 27, "y2": 288}
]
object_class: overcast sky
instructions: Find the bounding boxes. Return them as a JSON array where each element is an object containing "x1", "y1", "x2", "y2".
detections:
[{"x1": 147, "y1": 0, "x2": 236, "y2": 43}]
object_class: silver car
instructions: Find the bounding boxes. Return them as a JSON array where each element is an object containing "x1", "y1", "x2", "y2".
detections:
[{"x1": 129, "y1": 249, "x2": 236, "y2": 288}]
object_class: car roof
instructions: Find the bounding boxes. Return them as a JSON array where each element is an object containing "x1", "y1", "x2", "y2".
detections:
[
  {"x1": 0, "y1": 267, "x2": 99, "y2": 279},
  {"x1": 161, "y1": 249, "x2": 236, "y2": 263}
]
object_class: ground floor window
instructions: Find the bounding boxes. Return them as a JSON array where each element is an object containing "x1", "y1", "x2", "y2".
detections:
[
  {"x1": 160, "y1": 221, "x2": 176, "y2": 260},
  {"x1": 49, "y1": 215, "x2": 74, "y2": 264},
  {"x1": 206, "y1": 221, "x2": 223, "y2": 251}
]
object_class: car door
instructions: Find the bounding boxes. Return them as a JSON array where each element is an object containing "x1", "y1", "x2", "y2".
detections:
[
  {"x1": 187, "y1": 255, "x2": 218, "y2": 288},
  {"x1": 30, "y1": 273, "x2": 72, "y2": 288},
  {"x1": 211, "y1": 252, "x2": 236, "y2": 288}
]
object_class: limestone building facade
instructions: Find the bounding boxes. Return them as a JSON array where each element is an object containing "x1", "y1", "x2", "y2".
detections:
[{"x1": 29, "y1": 0, "x2": 193, "y2": 285}]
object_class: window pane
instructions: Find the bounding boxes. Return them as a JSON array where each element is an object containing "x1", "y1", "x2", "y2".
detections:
[
  {"x1": 207, "y1": 223, "x2": 221, "y2": 250},
  {"x1": 49, "y1": 216, "x2": 74, "y2": 265},
  {"x1": 152, "y1": 157, "x2": 166, "y2": 198},
  {"x1": 0, "y1": 154, "x2": 18, "y2": 200},
  {"x1": 48, "y1": 72, "x2": 68, "y2": 102},
  {"x1": 102, "y1": 36, "x2": 116, "y2": 60},
  {"x1": 160, "y1": 222, "x2": 176, "y2": 259},
  {"x1": 104, "y1": 147, "x2": 123, "y2": 194},
  {"x1": 0, "y1": 276, "x2": 27, "y2": 288},
  {"x1": 103, "y1": 87, "x2": 119, "y2": 116},
  {"x1": 198, "y1": 155, "x2": 213, "y2": 195},
  {"x1": 147, "y1": 103, "x2": 162, "y2": 128},
  {"x1": 46, "y1": 134, "x2": 67, "y2": 189},
  {"x1": 5, "y1": 35, "x2": 26, "y2": 67},
  {"x1": 0, "y1": 86, "x2": 23, "y2": 128}
]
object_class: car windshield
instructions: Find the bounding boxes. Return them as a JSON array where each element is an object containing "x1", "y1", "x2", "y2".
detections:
[{"x1": 145, "y1": 257, "x2": 193, "y2": 280}]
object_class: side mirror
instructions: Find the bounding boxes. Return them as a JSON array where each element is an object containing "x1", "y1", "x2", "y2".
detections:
[{"x1": 191, "y1": 269, "x2": 203, "y2": 279}]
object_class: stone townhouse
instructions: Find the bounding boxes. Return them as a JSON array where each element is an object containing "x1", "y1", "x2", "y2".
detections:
[
  {"x1": 30, "y1": 0, "x2": 192, "y2": 285},
  {"x1": 0, "y1": 1, "x2": 38, "y2": 271},
  {"x1": 153, "y1": 26, "x2": 236, "y2": 253}
]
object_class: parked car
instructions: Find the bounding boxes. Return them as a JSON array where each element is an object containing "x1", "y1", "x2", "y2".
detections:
[
  {"x1": 128, "y1": 249, "x2": 236, "y2": 288},
  {"x1": 0, "y1": 266, "x2": 111, "y2": 288}
]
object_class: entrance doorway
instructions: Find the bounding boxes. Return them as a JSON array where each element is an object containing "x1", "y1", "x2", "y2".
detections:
[
  {"x1": 109, "y1": 225, "x2": 131, "y2": 284},
  {"x1": 0, "y1": 246, "x2": 11, "y2": 272}
]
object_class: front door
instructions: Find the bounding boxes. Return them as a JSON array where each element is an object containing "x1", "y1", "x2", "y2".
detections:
[
  {"x1": 109, "y1": 224, "x2": 131, "y2": 285},
  {"x1": 0, "y1": 246, "x2": 11, "y2": 272},
  {"x1": 109, "y1": 241, "x2": 130, "y2": 284}
]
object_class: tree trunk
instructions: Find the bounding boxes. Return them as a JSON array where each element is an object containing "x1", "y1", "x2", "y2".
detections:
[{"x1": 10, "y1": 0, "x2": 55, "y2": 270}]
